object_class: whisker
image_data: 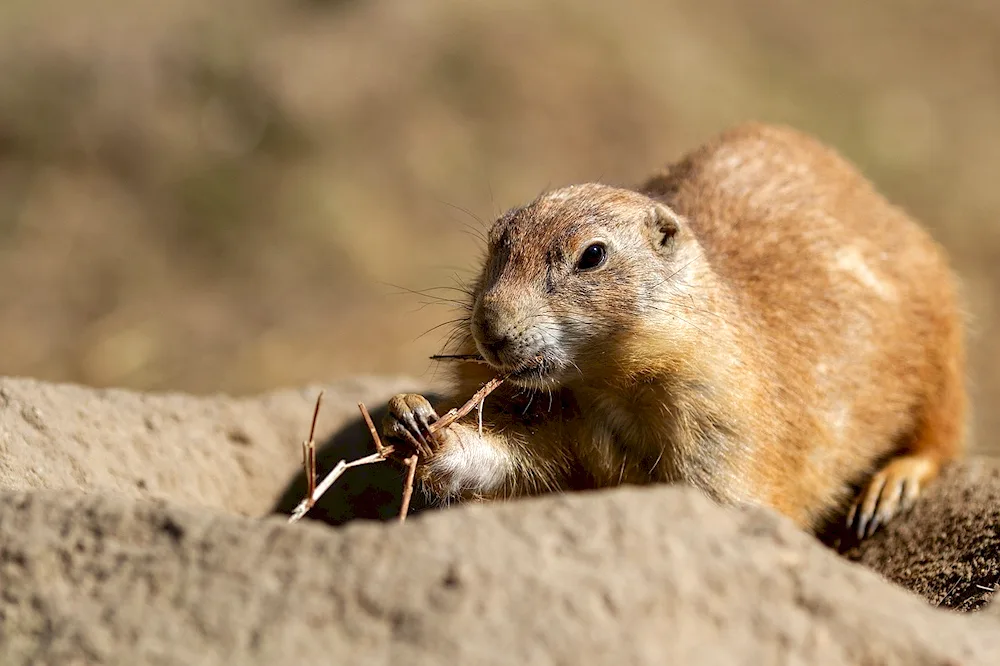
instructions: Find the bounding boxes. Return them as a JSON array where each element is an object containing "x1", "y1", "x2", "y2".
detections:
[
  {"x1": 487, "y1": 180, "x2": 498, "y2": 218},
  {"x1": 458, "y1": 227, "x2": 489, "y2": 244},
  {"x1": 436, "y1": 198, "x2": 491, "y2": 230},
  {"x1": 416, "y1": 285, "x2": 476, "y2": 297},
  {"x1": 381, "y1": 282, "x2": 470, "y2": 309},
  {"x1": 522, "y1": 389, "x2": 536, "y2": 416},
  {"x1": 437, "y1": 322, "x2": 474, "y2": 352},
  {"x1": 415, "y1": 317, "x2": 469, "y2": 341},
  {"x1": 643, "y1": 306, "x2": 712, "y2": 336},
  {"x1": 650, "y1": 446, "x2": 665, "y2": 475},
  {"x1": 647, "y1": 257, "x2": 700, "y2": 291}
]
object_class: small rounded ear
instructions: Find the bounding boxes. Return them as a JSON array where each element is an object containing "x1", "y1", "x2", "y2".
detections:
[{"x1": 647, "y1": 202, "x2": 685, "y2": 249}]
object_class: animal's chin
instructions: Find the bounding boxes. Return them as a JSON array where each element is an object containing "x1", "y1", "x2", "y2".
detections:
[{"x1": 497, "y1": 355, "x2": 567, "y2": 390}]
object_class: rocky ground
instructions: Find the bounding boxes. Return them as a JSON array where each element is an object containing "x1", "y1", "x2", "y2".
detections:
[{"x1": 0, "y1": 375, "x2": 997, "y2": 664}]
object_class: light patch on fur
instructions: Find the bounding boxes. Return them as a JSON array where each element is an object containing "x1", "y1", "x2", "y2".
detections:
[
  {"x1": 833, "y1": 247, "x2": 896, "y2": 301},
  {"x1": 428, "y1": 431, "x2": 512, "y2": 497},
  {"x1": 827, "y1": 402, "x2": 852, "y2": 443},
  {"x1": 710, "y1": 142, "x2": 814, "y2": 209}
]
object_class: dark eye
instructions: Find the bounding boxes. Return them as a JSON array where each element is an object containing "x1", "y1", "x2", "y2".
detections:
[{"x1": 576, "y1": 242, "x2": 607, "y2": 271}]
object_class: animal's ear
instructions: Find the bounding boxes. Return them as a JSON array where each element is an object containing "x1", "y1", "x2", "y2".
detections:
[{"x1": 646, "y1": 202, "x2": 685, "y2": 250}]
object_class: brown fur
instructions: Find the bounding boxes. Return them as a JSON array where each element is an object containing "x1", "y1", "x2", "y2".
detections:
[{"x1": 383, "y1": 122, "x2": 968, "y2": 535}]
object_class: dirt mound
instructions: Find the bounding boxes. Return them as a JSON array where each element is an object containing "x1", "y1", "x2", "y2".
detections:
[
  {"x1": 0, "y1": 375, "x2": 424, "y2": 516},
  {"x1": 2, "y1": 487, "x2": 998, "y2": 666},
  {"x1": 0, "y1": 376, "x2": 997, "y2": 663}
]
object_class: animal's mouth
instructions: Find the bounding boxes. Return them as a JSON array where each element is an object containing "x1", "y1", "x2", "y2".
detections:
[
  {"x1": 440, "y1": 352, "x2": 559, "y2": 387},
  {"x1": 503, "y1": 354, "x2": 560, "y2": 388}
]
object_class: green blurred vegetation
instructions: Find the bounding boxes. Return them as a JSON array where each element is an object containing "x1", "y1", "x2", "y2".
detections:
[{"x1": 0, "y1": 0, "x2": 997, "y2": 452}]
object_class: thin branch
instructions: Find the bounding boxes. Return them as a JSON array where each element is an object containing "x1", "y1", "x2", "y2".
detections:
[
  {"x1": 287, "y1": 449, "x2": 393, "y2": 524},
  {"x1": 430, "y1": 353, "x2": 491, "y2": 365},
  {"x1": 309, "y1": 391, "x2": 324, "y2": 442},
  {"x1": 429, "y1": 375, "x2": 505, "y2": 433},
  {"x1": 304, "y1": 391, "x2": 323, "y2": 501},
  {"x1": 289, "y1": 391, "x2": 324, "y2": 523},
  {"x1": 302, "y1": 439, "x2": 316, "y2": 503},
  {"x1": 287, "y1": 363, "x2": 510, "y2": 524},
  {"x1": 287, "y1": 398, "x2": 397, "y2": 524},
  {"x1": 359, "y1": 401, "x2": 387, "y2": 456},
  {"x1": 398, "y1": 455, "x2": 418, "y2": 522}
]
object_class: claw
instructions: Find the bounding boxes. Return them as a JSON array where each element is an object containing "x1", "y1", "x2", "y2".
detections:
[
  {"x1": 846, "y1": 454, "x2": 938, "y2": 540},
  {"x1": 391, "y1": 419, "x2": 428, "y2": 457},
  {"x1": 383, "y1": 393, "x2": 445, "y2": 458},
  {"x1": 899, "y1": 477, "x2": 920, "y2": 513},
  {"x1": 401, "y1": 410, "x2": 431, "y2": 453},
  {"x1": 845, "y1": 501, "x2": 858, "y2": 532},
  {"x1": 855, "y1": 472, "x2": 885, "y2": 540},
  {"x1": 415, "y1": 410, "x2": 439, "y2": 447}
]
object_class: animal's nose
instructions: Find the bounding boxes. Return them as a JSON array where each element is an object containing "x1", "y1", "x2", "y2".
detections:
[
  {"x1": 474, "y1": 300, "x2": 517, "y2": 363},
  {"x1": 476, "y1": 316, "x2": 511, "y2": 359},
  {"x1": 480, "y1": 335, "x2": 510, "y2": 361}
]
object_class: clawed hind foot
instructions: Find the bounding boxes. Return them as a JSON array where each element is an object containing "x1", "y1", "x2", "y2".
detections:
[{"x1": 846, "y1": 454, "x2": 939, "y2": 540}]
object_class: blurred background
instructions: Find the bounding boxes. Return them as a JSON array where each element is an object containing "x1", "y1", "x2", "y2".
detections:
[{"x1": 0, "y1": 0, "x2": 997, "y2": 453}]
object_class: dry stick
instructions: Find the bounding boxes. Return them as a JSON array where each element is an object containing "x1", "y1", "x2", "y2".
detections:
[
  {"x1": 306, "y1": 443, "x2": 316, "y2": 499},
  {"x1": 286, "y1": 375, "x2": 506, "y2": 525},
  {"x1": 304, "y1": 391, "x2": 323, "y2": 500},
  {"x1": 429, "y1": 375, "x2": 505, "y2": 433},
  {"x1": 429, "y1": 353, "x2": 492, "y2": 365},
  {"x1": 360, "y1": 402, "x2": 419, "y2": 522},
  {"x1": 287, "y1": 402, "x2": 399, "y2": 525},
  {"x1": 288, "y1": 391, "x2": 325, "y2": 523},
  {"x1": 398, "y1": 455, "x2": 419, "y2": 522},
  {"x1": 288, "y1": 446, "x2": 393, "y2": 524},
  {"x1": 358, "y1": 400, "x2": 391, "y2": 457}
]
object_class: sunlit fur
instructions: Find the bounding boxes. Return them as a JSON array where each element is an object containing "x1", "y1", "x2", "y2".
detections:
[{"x1": 403, "y1": 122, "x2": 968, "y2": 533}]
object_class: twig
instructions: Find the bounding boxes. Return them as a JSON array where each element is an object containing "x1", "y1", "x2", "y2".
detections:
[
  {"x1": 288, "y1": 391, "x2": 324, "y2": 523},
  {"x1": 398, "y1": 455, "x2": 418, "y2": 522},
  {"x1": 430, "y1": 353, "x2": 491, "y2": 365},
  {"x1": 287, "y1": 442, "x2": 394, "y2": 524},
  {"x1": 286, "y1": 369, "x2": 508, "y2": 525},
  {"x1": 358, "y1": 402, "x2": 421, "y2": 524},
  {"x1": 394, "y1": 373, "x2": 506, "y2": 516},
  {"x1": 287, "y1": 398, "x2": 397, "y2": 524},
  {"x1": 429, "y1": 375, "x2": 505, "y2": 433},
  {"x1": 359, "y1": 401, "x2": 388, "y2": 456},
  {"x1": 304, "y1": 391, "x2": 323, "y2": 501},
  {"x1": 313, "y1": 450, "x2": 390, "y2": 497},
  {"x1": 304, "y1": 441, "x2": 316, "y2": 500}
]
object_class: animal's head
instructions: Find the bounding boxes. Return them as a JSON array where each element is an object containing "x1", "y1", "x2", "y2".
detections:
[{"x1": 467, "y1": 183, "x2": 703, "y2": 389}]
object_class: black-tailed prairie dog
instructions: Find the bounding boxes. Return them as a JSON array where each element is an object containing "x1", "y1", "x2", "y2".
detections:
[{"x1": 383, "y1": 122, "x2": 968, "y2": 538}]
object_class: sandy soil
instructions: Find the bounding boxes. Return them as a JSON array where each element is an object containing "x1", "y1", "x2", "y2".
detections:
[{"x1": 0, "y1": 375, "x2": 997, "y2": 664}]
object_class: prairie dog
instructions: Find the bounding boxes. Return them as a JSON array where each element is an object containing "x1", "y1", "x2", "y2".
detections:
[{"x1": 383, "y1": 122, "x2": 968, "y2": 536}]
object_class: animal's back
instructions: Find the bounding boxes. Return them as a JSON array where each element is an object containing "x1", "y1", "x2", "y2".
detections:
[{"x1": 640, "y1": 122, "x2": 967, "y2": 529}]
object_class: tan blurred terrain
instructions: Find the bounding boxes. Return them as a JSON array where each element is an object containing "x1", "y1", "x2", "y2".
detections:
[{"x1": 0, "y1": 0, "x2": 997, "y2": 452}]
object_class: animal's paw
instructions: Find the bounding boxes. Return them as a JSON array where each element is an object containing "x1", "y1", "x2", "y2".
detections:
[
  {"x1": 846, "y1": 454, "x2": 937, "y2": 539},
  {"x1": 382, "y1": 393, "x2": 442, "y2": 458}
]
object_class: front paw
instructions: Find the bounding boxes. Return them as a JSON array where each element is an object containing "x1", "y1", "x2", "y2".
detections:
[{"x1": 382, "y1": 393, "x2": 441, "y2": 458}]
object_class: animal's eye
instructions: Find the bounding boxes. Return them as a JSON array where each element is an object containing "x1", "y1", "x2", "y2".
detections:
[{"x1": 576, "y1": 242, "x2": 607, "y2": 271}]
